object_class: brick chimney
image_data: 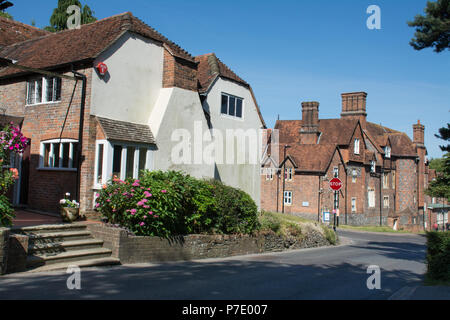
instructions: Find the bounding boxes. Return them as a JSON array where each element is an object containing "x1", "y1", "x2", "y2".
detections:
[
  {"x1": 300, "y1": 101, "x2": 320, "y2": 144},
  {"x1": 413, "y1": 120, "x2": 425, "y2": 146},
  {"x1": 341, "y1": 92, "x2": 367, "y2": 126}
]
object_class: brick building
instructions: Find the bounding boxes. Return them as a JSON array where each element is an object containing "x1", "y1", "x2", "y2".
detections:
[
  {"x1": 261, "y1": 92, "x2": 430, "y2": 230},
  {"x1": 0, "y1": 13, "x2": 265, "y2": 215}
]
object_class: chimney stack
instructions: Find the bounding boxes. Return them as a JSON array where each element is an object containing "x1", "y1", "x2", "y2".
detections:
[
  {"x1": 413, "y1": 120, "x2": 425, "y2": 146},
  {"x1": 341, "y1": 92, "x2": 367, "y2": 126},
  {"x1": 300, "y1": 101, "x2": 320, "y2": 144}
]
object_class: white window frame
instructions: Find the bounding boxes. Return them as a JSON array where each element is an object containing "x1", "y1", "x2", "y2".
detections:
[
  {"x1": 26, "y1": 76, "x2": 61, "y2": 106},
  {"x1": 284, "y1": 191, "x2": 293, "y2": 206},
  {"x1": 383, "y1": 196, "x2": 390, "y2": 208},
  {"x1": 38, "y1": 139, "x2": 78, "y2": 171},
  {"x1": 354, "y1": 139, "x2": 360, "y2": 155},
  {"x1": 333, "y1": 167, "x2": 339, "y2": 178},
  {"x1": 392, "y1": 171, "x2": 396, "y2": 189},
  {"x1": 94, "y1": 141, "x2": 154, "y2": 189},
  {"x1": 383, "y1": 173, "x2": 389, "y2": 189},
  {"x1": 220, "y1": 93, "x2": 244, "y2": 120},
  {"x1": 384, "y1": 146, "x2": 391, "y2": 159},
  {"x1": 371, "y1": 161, "x2": 376, "y2": 173},
  {"x1": 266, "y1": 168, "x2": 274, "y2": 181},
  {"x1": 285, "y1": 168, "x2": 293, "y2": 181},
  {"x1": 368, "y1": 188, "x2": 375, "y2": 208},
  {"x1": 351, "y1": 197, "x2": 357, "y2": 213},
  {"x1": 352, "y1": 169, "x2": 357, "y2": 183}
]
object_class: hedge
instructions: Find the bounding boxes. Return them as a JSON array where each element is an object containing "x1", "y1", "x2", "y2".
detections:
[{"x1": 426, "y1": 231, "x2": 450, "y2": 282}]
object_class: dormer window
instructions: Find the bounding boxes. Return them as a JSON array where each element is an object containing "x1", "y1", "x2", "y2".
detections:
[
  {"x1": 371, "y1": 161, "x2": 376, "y2": 173},
  {"x1": 354, "y1": 139, "x2": 360, "y2": 155},
  {"x1": 221, "y1": 93, "x2": 243, "y2": 118},
  {"x1": 27, "y1": 77, "x2": 61, "y2": 105},
  {"x1": 384, "y1": 146, "x2": 391, "y2": 159}
]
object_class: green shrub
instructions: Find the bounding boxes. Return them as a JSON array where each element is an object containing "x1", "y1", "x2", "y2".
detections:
[
  {"x1": 95, "y1": 171, "x2": 259, "y2": 237},
  {"x1": 259, "y1": 211, "x2": 282, "y2": 234},
  {"x1": 426, "y1": 232, "x2": 450, "y2": 282}
]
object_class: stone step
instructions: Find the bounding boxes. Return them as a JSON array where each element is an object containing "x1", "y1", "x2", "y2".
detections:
[
  {"x1": 13, "y1": 223, "x2": 87, "y2": 235},
  {"x1": 28, "y1": 238, "x2": 105, "y2": 255},
  {"x1": 27, "y1": 247, "x2": 113, "y2": 269},
  {"x1": 27, "y1": 230, "x2": 93, "y2": 244},
  {"x1": 26, "y1": 257, "x2": 121, "y2": 273}
]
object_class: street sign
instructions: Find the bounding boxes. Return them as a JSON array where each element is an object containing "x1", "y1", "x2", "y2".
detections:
[
  {"x1": 329, "y1": 178, "x2": 343, "y2": 191},
  {"x1": 323, "y1": 212, "x2": 330, "y2": 222}
]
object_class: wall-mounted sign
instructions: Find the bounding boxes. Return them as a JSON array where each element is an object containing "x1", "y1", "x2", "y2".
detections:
[
  {"x1": 96, "y1": 62, "x2": 108, "y2": 76},
  {"x1": 323, "y1": 212, "x2": 330, "y2": 222}
]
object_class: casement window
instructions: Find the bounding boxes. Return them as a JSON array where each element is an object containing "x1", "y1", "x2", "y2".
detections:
[
  {"x1": 27, "y1": 77, "x2": 61, "y2": 105},
  {"x1": 352, "y1": 169, "x2": 357, "y2": 183},
  {"x1": 95, "y1": 141, "x2": 154, "y2": 187},
  {"x1": 266, "y1": 168, "x2": 274, "y2": 181},
  {"x1": 333, "y1": 167, "x2": 339, "y2": 178},
  {"x1": 384, "y1": 146, "x2": 391, "y2": 159},
  {"x1": 284, "y1": 191, "x2": 292, "y2": 206},
  {"x1": 285, "y1": 168, "x2": 293, "y2": 181},
  {"x1": 354, "y1": 139, "x2": 360, "y2": 155},
  {"x1": 383, "y1": 196, "x2": 390, "y2": 208},
  {"x1": 39, "y1": 139, "x2": 78, "y2": 170},
  {"x1": 383, "y1": 173, "x2": 389, "y2": 189},
  {"x1": 370, "y1": 161, "x2": 376, "y2": 173},
  {"x1": 368, "y1": 188, "x2": 375, "y2": 208},
  {"x1": 351, "y1": 198, "x2": 357, "y2": 213},
  {"x1": 392, "y1": 171, "x2": 396, "y2": 189},
  {"x1": 221, "y1": 93, "x2": 243, "y2": 118}
]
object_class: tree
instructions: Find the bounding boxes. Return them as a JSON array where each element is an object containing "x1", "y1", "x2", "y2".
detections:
[
  {"x1": 44, "y1": 0, "x2": 96, "y2": 32},
  {"x1": 0, "y1": 0, "x2": 13, "y2": 19},
  {"x1": 429, "y1": 157, "x2": 445, "y2": 172},
  {"x1": 426, "y1": 124, "x2": 450, "y2": 200},
  {"x1": 408, "y1": 0, "x2": 450, "y2": 53}
]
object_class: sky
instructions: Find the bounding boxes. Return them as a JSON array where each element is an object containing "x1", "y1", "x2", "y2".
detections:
[{"x1": 5, "y1": 0, "x2": 450, "y2": 158}]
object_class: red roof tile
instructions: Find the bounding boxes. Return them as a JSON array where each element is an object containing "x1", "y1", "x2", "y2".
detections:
[
  {"x1": 287, "y1": 144, "x2": 338, "y2": 173},
  {"x1": 0, "y1": 16, "x2": 49, "y2": 48},
  {"x1": 0, "y1": 12, "x2": 194, "y2": 78}
]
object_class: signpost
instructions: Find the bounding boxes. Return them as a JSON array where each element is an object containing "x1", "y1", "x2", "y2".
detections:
[{"x1": 330, "y1": 178, "x2": 343, "y2": 231}]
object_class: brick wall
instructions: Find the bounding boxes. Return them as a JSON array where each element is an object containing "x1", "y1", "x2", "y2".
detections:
[
  {"x1": 162, "y1": 48, "x2": 198, "y2": 91},
  {"x1": 87, "y1": 223, "x2": 333, "y2": 264},
  {"x1": 396, "y1": 158, "x2": 417, "y2": 213}
]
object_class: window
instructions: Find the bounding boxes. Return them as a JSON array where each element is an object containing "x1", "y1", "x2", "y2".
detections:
[
  {"x1": 285, "y1": 168, "x2": 293, "y2": 181},
  {"x1": 371, "y1": 161, "x2": 376, "y2": 173},
  {"x1": 392, "y1": 171, "x2": 396, "y2": 189},
  {"x1": 384, "y1": 196, "x2": 389, "y2": 208},
  {"x1": 354, "y1": 139, "x2": 360, "y2": 155},
  {"x1": 368, "y1": 188, "x2": 375, "y2": 208},
  {"x1": 107, "y1": 143, "x2": 153, "y2": 183},
  {"x1": 221, "y1": 93, "x2": 243, "y2": 118},
  {"x1": 351, "y1": 198, "x2": 357, "y2": 213},
  {"x1": 284, "y1": 191, "x2": 292, "y2": 206},
  {"x1": 333, "y1": 167, "x2": 339, "y2": 178},
  {"x1": 27, "y1": 77, "x2": 61, "y2": 105},
  {"x1": 352, "y1": 169, "x2": 357, "y2": 183},
  {"x1": 384, "y1": 146, "x2": 391, "y2": 159},
  {"x1": 266, "y1": 168, "x2": 274, "y2": 181},
  {"x1": 40, "y1": 139, "x2": 78, "y2": 170},
  {"x1": 383, "y1": 173, "x2": 389, "y2": 189}
]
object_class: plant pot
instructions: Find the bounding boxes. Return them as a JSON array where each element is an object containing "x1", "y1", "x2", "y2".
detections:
[{"x1": 60, "y1": 207, "x2": 80, "y2": 223}]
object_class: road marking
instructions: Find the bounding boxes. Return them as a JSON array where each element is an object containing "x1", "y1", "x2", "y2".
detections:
[{"x1": 388, "y1": 286, "x2": 418, "y2": 300}]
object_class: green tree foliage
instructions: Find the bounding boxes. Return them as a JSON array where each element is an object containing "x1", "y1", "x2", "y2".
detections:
[
  {"x1": 408, "y1": 0, "x2": 450, "y2": 53},
  {"x1": 0, "y1": 0, "x2": 13, "y2": 19},
  {"x1": 426, "y1": 124, "x2": 450, "y2": 200},
  {"x1": 429, "y1": 157, "x2": 445, "y2": 172},
  {"x1": 44, "y1": 0, "x2": 96, "y2": 32}
]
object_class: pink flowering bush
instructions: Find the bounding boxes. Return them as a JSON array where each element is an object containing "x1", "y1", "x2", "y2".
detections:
[
  {"x1": 0, "y1": 123, "x2": 29, "y2": 227},
  {"x1": 95, "y1": 170, "x2": 259, "y2": 238}
]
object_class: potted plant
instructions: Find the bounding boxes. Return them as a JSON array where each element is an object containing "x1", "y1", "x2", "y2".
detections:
[{"x1": 60, "y1": 195, "x2": 80, "y2": 222}]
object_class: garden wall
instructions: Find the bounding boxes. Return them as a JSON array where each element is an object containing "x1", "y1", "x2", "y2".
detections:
[{"x1": 87, "y1": 223, "x2": 332, "y2": 264}]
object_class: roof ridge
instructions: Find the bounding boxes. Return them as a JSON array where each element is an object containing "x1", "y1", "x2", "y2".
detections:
[{"x1": 0, "y1": 16, "x2": 50, "y2": 33}]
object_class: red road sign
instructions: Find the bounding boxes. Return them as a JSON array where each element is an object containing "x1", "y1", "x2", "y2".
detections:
[{"x1": 330, "y1": 178, "x2": 343, "y2": 191}]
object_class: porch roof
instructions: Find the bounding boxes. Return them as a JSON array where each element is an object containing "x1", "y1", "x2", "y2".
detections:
[{"x1": 96, "y1": 116, "x2": 156, "y2": 145}]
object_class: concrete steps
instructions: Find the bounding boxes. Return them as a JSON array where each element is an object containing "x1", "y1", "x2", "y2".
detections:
[{"x1": 12, "y1": 223, "x2": 121, "y2": 272}]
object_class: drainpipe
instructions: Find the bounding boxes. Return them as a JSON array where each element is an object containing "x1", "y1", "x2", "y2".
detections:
[
  {"x1": 72, "y1": 70, "x2": 87, "y2": 204},
  {"x1": 317, "y1": 175, "x2": 321, "y2": 222}
]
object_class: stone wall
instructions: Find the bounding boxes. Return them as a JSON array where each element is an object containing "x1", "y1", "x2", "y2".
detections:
[
  {"x1": 87, "y1": 223, "x2": 333, "y2": 265},
  {"x1": 0, "y1": 228, "x2": 9, "y2": 275},
  {"x1": 6, "y1": 234, "x2": 29, "y2": 273}
]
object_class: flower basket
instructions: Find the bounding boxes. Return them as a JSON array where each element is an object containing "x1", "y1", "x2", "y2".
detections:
[{"x1": 60, "y1": 207, "x2": 80, "y2": 222}]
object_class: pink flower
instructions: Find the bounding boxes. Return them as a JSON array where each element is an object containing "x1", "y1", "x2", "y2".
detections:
[
  {"x1": 95, "y1": 203, "x2": 100, "y2": 208},
  {"x1": 106, "y1": 199, "x2": 111, "y2": 203},
  {"x1": 140, "y1": 222, "x2": 145, "y2": 226},
  {"x1": 130, "y1": 209, "x2": 137, "y2": 216},
  {"x1": 143, "y1": 216, "x2": 147, "y2": 219},
  {"x1": 144, "y1": 191, "x2": 152, "y2": 198},
  {"x1": 143, "y1": 205, "x2": 150, "y2": 209},
  {"x1": 148, "y1": 211, "x2": 153, "y2": 215},
  {"x1": 95, "y1": 193, "x2": 100, "y2": 197},
  {"x1": 161, "y1": 190, "x2": 167, "y2": 194}
]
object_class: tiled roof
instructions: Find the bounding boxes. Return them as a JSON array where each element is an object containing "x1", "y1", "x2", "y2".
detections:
[
  {"x1": 195, "y1": 53, "x2": 266, "y2": 128},
  {"x1": 0, "y1": 16, "x2": 49, "y2": 48},
  {"x1": 195, "y1": 53, "x2": 248, "y2": 92},
  {"x1": 0, "y1": 12, "x2": 194, "y2": 78},
  {"x1": 96, "y1": 116, "x2": 156, "y2": 145},
  {"x1": 284, "y1": 144, "x2": 338, "y2": 173}
]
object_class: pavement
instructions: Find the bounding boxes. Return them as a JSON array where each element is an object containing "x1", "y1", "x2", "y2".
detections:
[
  {"x1": 0, "y1": 228, "x2": 448, "y2": 300},
  {"x1": 12, "y1": 210, "x2": 62, "y2": 227}
]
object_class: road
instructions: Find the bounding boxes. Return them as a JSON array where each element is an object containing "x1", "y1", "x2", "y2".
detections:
[{"x1": 0, "y1": 229, "x2": 448, "y2": 300}]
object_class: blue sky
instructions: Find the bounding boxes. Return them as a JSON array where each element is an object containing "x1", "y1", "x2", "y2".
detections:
[{"x1": 7, "y1": 0, "x2": 450, "y2": 158}]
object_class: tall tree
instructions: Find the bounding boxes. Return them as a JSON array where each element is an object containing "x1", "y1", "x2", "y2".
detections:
[
  {"x1": 408, "y1": 0, "x2": 450, "y2": 53},
  {"x1": 44, "y1": 0, "x2": 96, "y2": 32},
  {"x1": 0, "y1": 0, "x2": 13, "y2": 19},
  {"x1": 426, "y1": 124, "x2": 450, "y2": 200}
]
